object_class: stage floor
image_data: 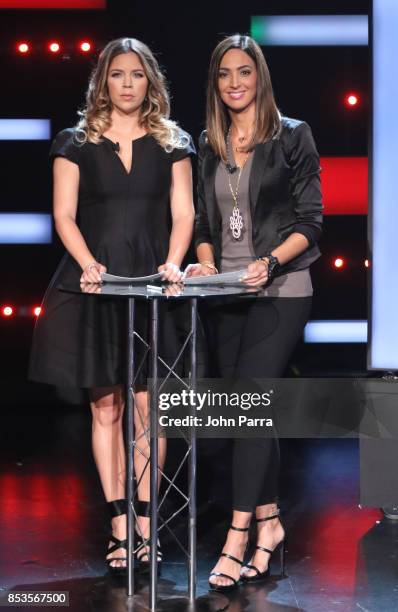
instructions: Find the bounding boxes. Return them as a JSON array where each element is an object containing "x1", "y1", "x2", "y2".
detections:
[{"x1": 1, "y1": 398, "x2": 397, "y2": 612}]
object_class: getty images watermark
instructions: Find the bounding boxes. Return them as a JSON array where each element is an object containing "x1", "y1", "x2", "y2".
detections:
[
  {"x1": 158, "y1": 389, "x2": 274, "y2": 430},
  {"x1": 150, "y1": 377, "x2": 398, "y2": 439}
]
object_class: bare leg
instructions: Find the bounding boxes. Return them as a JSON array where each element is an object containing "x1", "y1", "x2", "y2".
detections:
[
  {"x1": 90, "y1": 385, "x2": 126, "y2": 568},
  {"x1": 208, "y1": 510, "x2": 251, "y2": 588},
  {"x1": 90, "y1": 386, "x2": 167, "y2": 567},
  {"x1": 240, "y1": 502, "x2": 285, "y2": 578},
  {"x1": 133, "y1": 389, "x2": 167, "y2": 558}
]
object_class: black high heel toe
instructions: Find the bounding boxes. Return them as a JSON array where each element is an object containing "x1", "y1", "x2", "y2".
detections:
[
  {"x1": 241, "y1": 511, "x2": 285, "y2": 583},
  {"x1": 208, "y1": 525, "x2": 249, "y2": 593},
  {"x1": 134, "y1": 500, "x2": 162, "y2": 575},
  {"x1": 106, "y1": 498, "x2": 127, "y2": 575}
]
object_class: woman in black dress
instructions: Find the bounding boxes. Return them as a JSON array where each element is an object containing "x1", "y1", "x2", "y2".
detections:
[
  {"x1": 29, "y1": 37, "x2": 195, "y2": 573},
  {"x1": 187, "y1": 34, "x2": 322, "y2": 591}
]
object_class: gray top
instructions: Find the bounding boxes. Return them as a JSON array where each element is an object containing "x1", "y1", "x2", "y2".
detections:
[{"x1": 215, "y1": 157, "x2": 313, "y2": 297}]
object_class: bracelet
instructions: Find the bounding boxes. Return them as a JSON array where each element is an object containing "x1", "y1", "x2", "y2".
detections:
[
  {"x1": 165, "y1": 262, "x2": 181, "y2": 273},
  {"x1": 259, "y1": 253, "x2": 280, "y2": 280},
  {"x1": 84, "y1": 261, "x2": 97, "y2": 272},
  {"x1": 200, "y1": 260, "x2": 218, "y2": 273}
]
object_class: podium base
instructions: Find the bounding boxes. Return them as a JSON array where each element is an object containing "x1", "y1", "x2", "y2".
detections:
[{"x1": 126, "y1": 593, "x2": 230, "y2": 612}]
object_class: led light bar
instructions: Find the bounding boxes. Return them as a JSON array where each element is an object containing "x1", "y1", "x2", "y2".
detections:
[
  {"x1": 304, "y1": 321, "x2": 367, "y2": 343},
  {"x1": 369, "y1": 0, "x2": 398, "y2": 369},
  {"x1": 0, "y1": 119, "x2": 50, "y2": 140},
  {"x1": 0, "y1": 213, "x2": 52, "y2": 243},
  {"x1": 251, "y1": 15, "x2": 368, "y2": 46}
]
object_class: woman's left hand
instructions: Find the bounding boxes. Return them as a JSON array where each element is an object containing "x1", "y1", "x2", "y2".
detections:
[
  {"x1": 158, "y1": 262, "x2": 183, "y2": 283},
  {"x1": 164, "y1": 282, "x2": 184, "y2": 297},
  {"x1": 242, "y1": 259, "x2": 269, "y2": 286}
]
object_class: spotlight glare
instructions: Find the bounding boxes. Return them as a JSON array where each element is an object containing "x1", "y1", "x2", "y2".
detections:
[
  {"x1": 2, "y1": 305, "x2": 14, "y2": 317},
  {"x1": 333, "y1": 257, "x2": 345, "y2": 269},
  {"x1": 49, "y1": 42, "x2": 61, "y2": 54},
  {"x1": 345, "y1": 93, "x2": 359, "y2": 107},
  {"x1": 79, "y1": 41, "x2": 92, "y2": 53},
  {"x1": 365, "y1": 259, "x2": 370, "y2": 268},
  {"x1": 17, "y1": 42, "x2": 30, "y2": 54},
  {"x1": 33, "y1": 306, "x2": 42, "y2": 317}
]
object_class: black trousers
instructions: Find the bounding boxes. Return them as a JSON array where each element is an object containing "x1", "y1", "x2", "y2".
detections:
[{"x1": 206, "y1": 296, "x2": 312, "y2": 512}]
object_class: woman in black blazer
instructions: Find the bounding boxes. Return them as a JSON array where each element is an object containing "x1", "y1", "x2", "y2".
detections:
[{"x1": 187, "y1": 34, "x2": 322, "y2": 591}]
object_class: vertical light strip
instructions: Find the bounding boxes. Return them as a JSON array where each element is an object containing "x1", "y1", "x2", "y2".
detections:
[
  {"x1": 0, "y1": 213, "x2": 52, "y2": 243},
  {"x1": 251, "y1": 15, "x2": 368, "y2": 46},
  {"x1": 0, "y1": 119, "x2": 50, "y2": 140},
  {"x1": 370, "y1": 1, "x2": 398, "y2": 369}
]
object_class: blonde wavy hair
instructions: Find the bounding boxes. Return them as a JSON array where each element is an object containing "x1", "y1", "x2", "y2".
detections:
[
  {"x1": 75, "y1": 37, "x2": 189, "y2": 151},
  {"x1": 206, "y1": 34, "x2": 281, "y2": 160}
]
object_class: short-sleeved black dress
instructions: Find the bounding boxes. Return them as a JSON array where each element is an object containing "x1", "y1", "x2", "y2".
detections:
[{"x1": 29, "y1": 128, "x2": 195, "y2": 388}]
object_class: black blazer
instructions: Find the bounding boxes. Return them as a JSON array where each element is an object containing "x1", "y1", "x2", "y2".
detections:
[{"x1": 195, "y1": 116, "x2": 323, "y2": 275}]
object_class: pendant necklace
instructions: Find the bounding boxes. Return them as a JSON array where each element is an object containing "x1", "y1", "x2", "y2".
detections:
[{"x1": 226, "y1": 127, "x2": 250, "y2": 241}]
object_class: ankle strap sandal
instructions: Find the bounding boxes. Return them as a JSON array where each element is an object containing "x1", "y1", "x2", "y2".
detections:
[
  {"x1": 134, "y1": 500, "x2": 163, "y2": 574},
  {"x1": 209, "y1": 524, "x2": 249, "y2": 593},
  {"x1": 106, "y1": 498, "x2": 127, "y2": 575},
  {"x1": 241, "y1": 510, "x2": 285, "y2": 582}
]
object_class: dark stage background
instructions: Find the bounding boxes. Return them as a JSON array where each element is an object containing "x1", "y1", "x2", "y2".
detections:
[
  {"x1": 5, "y1": 4, "x2": 398, "y2": 611},
  {"x1": 0, "y1": 0, "x2": 370, "y2": 411}
]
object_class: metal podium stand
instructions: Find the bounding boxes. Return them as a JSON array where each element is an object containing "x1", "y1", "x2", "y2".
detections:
[{"x1": 61, "y1": 281, "x2": 257, "y2": 611}]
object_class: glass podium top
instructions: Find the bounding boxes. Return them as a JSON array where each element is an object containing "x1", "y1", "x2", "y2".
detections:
[{"x1": 58, "y1": 281, "x2": 260, "y2": 300}]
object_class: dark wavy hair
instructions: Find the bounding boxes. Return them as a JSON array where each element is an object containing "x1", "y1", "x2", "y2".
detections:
[{"x1": 206, "y1": 34, "x2": 281, "y2": 159}]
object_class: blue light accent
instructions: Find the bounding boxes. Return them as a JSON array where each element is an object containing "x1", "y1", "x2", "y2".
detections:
[
  {"x1": 370, "y1": 0, "x2": 398, "y2": 369},
  {"x1": 0, "y1": 119, "x2": 51, "y2": 140},
  {"x1": 251, "y1": 15, "x2": 368, "y2": 46},
  {"x1": 0, "y1": 214, "x2": 52, "y2": 244},
  {"x1": 304, "y1": 321, "x2": 367, "y2": 343}
]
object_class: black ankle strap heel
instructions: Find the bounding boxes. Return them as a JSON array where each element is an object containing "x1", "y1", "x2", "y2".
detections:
[
  {"x1": 241, "y1": 509, "x2": 285, "y2": 582},
  {"x1": 106, "y1": 498, "x2": 127, "y2": 575},
  {"x1": 134, "y1": 500, "x2": 162, "y2": 574},
  {"x1": 255, "y1": 510, "x2": 280, "y2": 523},
  {"x1": 209, "y1": 524, "x2": 250, "y2": 593}
]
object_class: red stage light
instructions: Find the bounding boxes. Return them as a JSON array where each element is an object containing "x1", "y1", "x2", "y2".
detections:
[
  {"x1": 79, "y1": 41, "x2": 92, "y2": 53},
  {"x1": 17, "y1": 42, "x2": 30, "y2": 54},
  {"x1": 321, "y1": 157, "x2": 368, "y2": 215},
  {"x1": 2, "y1": 305, "x2": 14, "y2": 317},
  {"x1": 364, "y1": 259, "x2": 370, "y2": 268},
  {"x1": 48, "y1": 41, "x2": 61, "y2": 53},
  {"x1": 33, "y1": 306, "x2": 42, "y2": 317},
  {"x1": 333, "y1": 258, "x2": 345, "y2": 269},
  {"x1": 345, "y1": 93, "x2": 359, "y2": 108}
]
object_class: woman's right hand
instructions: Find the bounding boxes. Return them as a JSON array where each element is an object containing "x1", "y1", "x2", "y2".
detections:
[
  {"x1": 80, "y1": 261, "x2": 107, "y2": 284},
  {"x1": 184, "y1": 263, "x2": 218, "y2": 278}
]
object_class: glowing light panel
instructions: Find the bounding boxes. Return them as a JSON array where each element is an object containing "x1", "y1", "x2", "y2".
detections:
[
  {"x1": 251, "y1": 15, "x2": 368, "y2": 46},
  {"x1": 305, "y1": 321, "x2": 367, "y2": 344},
  {"x1": 0, "y1": 214, "x2": 52, "y2": 243},
  {"x1": 369, "y1": 0, "x2": 398, "y2": 369},
  {"x1": 0, "y1": 119, "x2": 50, "y2": 140}
]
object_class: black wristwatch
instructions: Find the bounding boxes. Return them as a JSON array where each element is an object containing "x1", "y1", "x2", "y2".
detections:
[{"x1": 260, "y1": 253, "x2": 280, "y2": 280}]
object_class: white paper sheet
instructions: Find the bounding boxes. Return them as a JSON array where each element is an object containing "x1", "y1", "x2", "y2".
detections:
[
  {"x1": 101, "y1": 272, "x2": 163, "y2": 283},
  {"x1": 183, "y1": 269, "x2": 247, "y2": 286}
]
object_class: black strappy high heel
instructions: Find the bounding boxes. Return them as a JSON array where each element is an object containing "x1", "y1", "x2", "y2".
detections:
[
  {"x1": 208, "y1": 525, "x2": 249, "y2": 592},
  {"x1": 241, "y1": 511, "x2": 285, "y2": 583},
  {"x1": 106, "y1": 498, "x2": 127, "y2": 575},
  {"x1": 134, "y1": 500, "x2": 162, "y2": 575}
]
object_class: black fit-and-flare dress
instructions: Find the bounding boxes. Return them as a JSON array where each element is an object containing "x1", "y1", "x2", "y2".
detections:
[{"x1": 29, "y1": 128, "x2": 195, "y2": 389}]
